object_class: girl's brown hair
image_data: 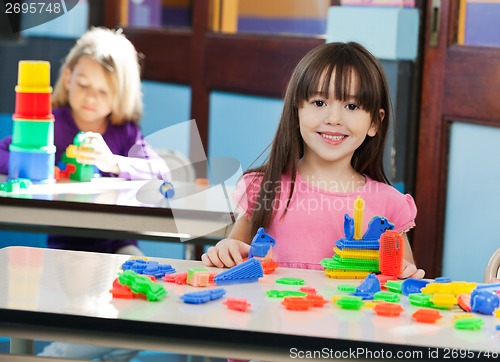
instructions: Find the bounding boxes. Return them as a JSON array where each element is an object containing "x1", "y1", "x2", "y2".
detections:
[
  {"x1": 246, "y1": 42, "x2": 392, "y2": 236},
  {"x1": 52, "y1": 27, "x2": 143, "y2": 125}
]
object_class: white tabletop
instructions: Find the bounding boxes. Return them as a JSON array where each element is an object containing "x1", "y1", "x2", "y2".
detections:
[
  {"x1": 1, "y1": 246, "x2": 499, "y2": 361},
  {"x1": 0, "y1": 179, "x2": 236, "y2": 242}
]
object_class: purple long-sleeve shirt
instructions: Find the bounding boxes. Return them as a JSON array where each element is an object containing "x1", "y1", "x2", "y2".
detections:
[{"x1": 0, "y1": 106, "x2": 171, "y2": 253}]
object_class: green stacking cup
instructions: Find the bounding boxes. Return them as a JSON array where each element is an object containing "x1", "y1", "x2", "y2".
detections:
[{"x1": 12, "y1": 117, "x2": 55, "y2": 148}]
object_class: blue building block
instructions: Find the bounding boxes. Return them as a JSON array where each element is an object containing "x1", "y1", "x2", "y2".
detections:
[
  {"x1": 362, "y1": 216, "x2": 394, "y2": 241},
  {"x1": 159, "y1": 181, "x2": 175, "y2": 198},
  {"x1": 344, "y1": 214, "x2": 354, "y2": 240},
  {"x1": 248, "y1": 227, "x2": 276, "y2": 258},
  {"x1": 214, "y1": 258, "x2": 264, "y2": 285},
  {"x1": 401, "y1": 278, "x2": 429, "y2": 296},
  {"x1": 121, "y1": 259, "x2": 176, "y2": 278},
  {"x1": 335, "y1": 238, "x2": 379, "y2": 250},
  {"x1": 356, "y1": 273, "x2": 381, "y2": 294},
  {"x1": 180, "y1": 288, "x2": 226, "y2": 304}
]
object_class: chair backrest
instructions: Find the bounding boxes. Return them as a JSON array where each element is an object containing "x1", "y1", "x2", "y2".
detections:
[
  {"x1": 484, "y1": 248, "x2": 500, "y2": 283},
  {"x1": 155, "y1": 149, "x2": 195, "y2": 182}
]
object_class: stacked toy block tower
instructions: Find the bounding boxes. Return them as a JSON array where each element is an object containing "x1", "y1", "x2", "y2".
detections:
[
  {"x1": 59, "y1": 132, "x2": 99, "y2": 181},
  {"x1": 8, "y1": 61, "x2": 55, "y2": 183},
  {"x1": 321, "y1": 196, "x2": 394, "y2": 279}
]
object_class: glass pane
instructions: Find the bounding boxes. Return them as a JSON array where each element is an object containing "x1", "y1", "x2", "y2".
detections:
[
  {"x1": 212, "y1": 0, "x2": 331, "y2": 36},
  {"x1": 458, "y1": 0, "x2": 500, "y2": 48},
  {"x1": 122, "y1": 0, "x2": 192, "y2": 29}
]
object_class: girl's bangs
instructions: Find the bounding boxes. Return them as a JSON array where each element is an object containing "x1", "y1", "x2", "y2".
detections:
[{"x1": 300, "y1": 55, "x2": 380, "y2": 115}]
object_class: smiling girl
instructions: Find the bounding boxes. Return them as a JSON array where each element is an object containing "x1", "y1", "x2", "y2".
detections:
[{"x1": 202, "y1": 42, "x2": 424, "y2": 280}]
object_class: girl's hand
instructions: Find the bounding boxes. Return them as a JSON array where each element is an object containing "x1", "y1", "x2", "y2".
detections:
[
  {"x1": 399, "y1": 259, "x2": 425, "y2": 279},
  {"x1": 201, "y1": 238, "x2": 251, "y2": 268},
  {"x1": 75, "y1": 132, "x2": 120, "y2": 174}
]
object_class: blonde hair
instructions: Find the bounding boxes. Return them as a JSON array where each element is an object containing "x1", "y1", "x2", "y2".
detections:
[{"x1": 52, "y1": 27, "x2": 143, "y2": 125}]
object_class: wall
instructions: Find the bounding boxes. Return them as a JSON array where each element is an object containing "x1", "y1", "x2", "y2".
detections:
[{"x1": 442, "y1": 123, "x2": 500, "y2": 282}]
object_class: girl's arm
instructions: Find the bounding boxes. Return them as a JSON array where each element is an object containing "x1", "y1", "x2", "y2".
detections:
[
  {"x1": 76, "y1": 132, "x2": 170, "y2": 180},
  {"x1": 201, "y1": 216, "x2": 253, "y2": 268},
  {"x1": 399, "y1": 233, "x2": 425, "y2": 279}
]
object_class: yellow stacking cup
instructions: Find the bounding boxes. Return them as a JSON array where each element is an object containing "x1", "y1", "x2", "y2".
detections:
[{"x1": 15, "y1": 60, "x2": 53, "y2": 94}]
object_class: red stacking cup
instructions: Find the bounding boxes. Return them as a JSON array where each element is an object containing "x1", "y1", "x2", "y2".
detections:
[{"x1": 14, "y1": 91, "x2": 52, "y2": 120}]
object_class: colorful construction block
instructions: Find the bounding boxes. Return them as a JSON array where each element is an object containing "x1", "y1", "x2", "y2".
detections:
[
  {"x1": 214, "y1": 258, "x2": 264, "y2": 285},
  {"x1": 223, "y1": 298, "x2": 251, "y2": 312},
  {"x1": 117, "y1": 270, "x2": 167, "y2": 301},
  {"x1": 180, "y1": 288, "x2": 226, "y2": 304},
  {"x1": 121, "y1": 259, "x2": 176, "y2": 278},
  {"x1": 248, "y1": 227, "x2": 276, "y2": 258}
]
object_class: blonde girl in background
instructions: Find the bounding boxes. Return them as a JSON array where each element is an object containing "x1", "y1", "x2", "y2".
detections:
[{"x1": 29, "y1": 27, "x2": 168, "y2": 361}]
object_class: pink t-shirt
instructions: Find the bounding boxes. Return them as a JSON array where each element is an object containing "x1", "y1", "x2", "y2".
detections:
[{"x1": 234, "y1": 172, "x2": 417, "y2": 270}]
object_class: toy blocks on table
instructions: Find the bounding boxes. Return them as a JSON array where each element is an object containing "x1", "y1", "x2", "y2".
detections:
[
  {"x1": 214, "y1": 258, "x2": 264, "y2": 285},
  {"x1": 333, "y1": 246, "x2": 379, "y2": 260},
  {"x1": 421, "y1": 281, "x2": 476, "y2": 297},
  {"x1": 248, "y1": 227, "x2": 276, "y2": 259},
  {"x1": 400, "y1": 278, "x2": 429, "y2": 296},
  {"x1": 266, "y1": 290, "x2": 307, "y2": 298},
  {"x1": 337, "y1": 284, "x2": 357, "y2": 293},
  {"x1": 305, "y1": 294, "x2": 328, "y2": 307},
  {"x1": 223, "y1": 298, "x2": 251, "y2": 312},
  {"x1": 117, "y1": 270, "x2": 167, "y2": 301},
  {"x1": 163, "y1": 272, "x2": 188, "y2": 284},
  {"x1": 121, "y1": 259, "x2": 176, "y2": 279},
  {"x1": 58, "y1": 132, "x2": 100, "y2": 182},
  {"x1": 363, "y1": 216, "x2": 395, "y2": 240},
  {"x1": 354, "y1": 274, "x2": 381, "y2": 297},
  {"x1": 429, "y1": 294, "x2": 457, "y2": 310},
  {"x1": 457, "y1": 294, "x2": 471, "y2": 312},
  {"x1": 336, "y1": 295, "x2": 364, "y2": 310},
  {"x1": 159, "y1": 181, "x2": 175, "y2": 198},
  {"x1": 0, "y1": 178, "x2": 32, "y2": 192},
  {"x1": 282, "y1": 297, "x2": 311, "y2": 311},
  {"x1": 408, "y1": 293, "x2": 433, "y2": 308},
  {"x1": 379, "y1": 230, "x2": 403, "y2": 277},
  {"x1": 187, "y1": 267, "x2": 211, "y2": 287},
  {"x1": 470, "y1": 290, "x2": 500, "y2": 315},
  {"x1": 385, "y1": 280, "x2": 404, "y2": 294},
  {"x1": 412, "y1": 309, "x2": 442, "y2": 324},
  {"x1": 276, "y1": 277, "x2": 304, "y2": 285},
  {"x1": 260, "y1": 259, "x2": 279, "y2": 274},
  {"x1": 454, "y1": 317, "x2": 484, "y2": 331},
  {"x1": 321, "y1": 255, "x2": 379, "y2": 272},
  {"x1": 373, "y1": 291, "x2": 400, "y2": 303},
  {"x1": 373, "y1": 302, "x2": 404, "y2": 317},
  {"x1": 180, "y1": 288, "x2": 226, "y2": 304},
  {"x1": 325, "y1": 269, "x2": 370, "y2": 279},
  {"x1": 323, "y1": 196, "x2": 396, "y2": 279}
]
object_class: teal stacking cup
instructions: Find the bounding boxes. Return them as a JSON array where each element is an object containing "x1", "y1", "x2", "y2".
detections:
[{"x1": 12, "y1": 117, "x2": 55, "y2": 148}]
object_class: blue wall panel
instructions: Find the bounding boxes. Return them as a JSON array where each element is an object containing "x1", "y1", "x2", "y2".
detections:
[
  {"x1": 141, "y1": 81, "x2": 191, "y2": 158},
  {"x1": 442, "y1": 123, "x2": 500, "y2": 282},
  {"x1": 208, "y1": 91, "x2": 282, "y2": 175}
]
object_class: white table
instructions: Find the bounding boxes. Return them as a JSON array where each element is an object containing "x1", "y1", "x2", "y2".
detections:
[
  {"x1": 1, "y1": 246, "x2": 499, "y2": 361},
  {"x1": 0, "y1": 179, "x2": 237, "y2": 258}
]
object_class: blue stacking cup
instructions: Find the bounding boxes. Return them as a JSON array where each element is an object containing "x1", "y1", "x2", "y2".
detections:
[{"x1": 8, "y1": 145, "x2": 56, "y2": 184}]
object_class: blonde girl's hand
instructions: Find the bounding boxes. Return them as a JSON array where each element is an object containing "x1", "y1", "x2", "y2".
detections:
[
  {"x1": 399, "y1": 259, "x2": 425, "y2": 279},
  {"x1": 75, "y1": 132, "x2": 120, "y2": 174},
  {"x1": 201, "y1": 238, "x2": 251, "y2": 268}
]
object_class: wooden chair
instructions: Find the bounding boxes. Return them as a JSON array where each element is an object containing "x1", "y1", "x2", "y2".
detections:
[{"x1": 484, "y1": 248, "x2": 500, "y2": 283}]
